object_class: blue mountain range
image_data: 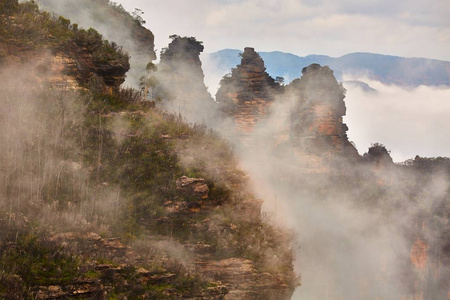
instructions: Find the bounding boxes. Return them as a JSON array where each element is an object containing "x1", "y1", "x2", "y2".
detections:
[{"x1": 206, "y1": 49, "x2": 450, "y2": 87}]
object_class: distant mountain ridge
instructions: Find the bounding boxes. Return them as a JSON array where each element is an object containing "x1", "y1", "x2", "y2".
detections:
[{"x1": 207, "y1": 49, "x2": 450, "y2": 86}]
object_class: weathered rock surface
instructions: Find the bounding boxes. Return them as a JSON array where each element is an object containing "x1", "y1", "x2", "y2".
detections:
[
  {"x1": 410, "y1": 237, "x2": 429, "y2": 270},
  {"x1": 216, "y1": 50, "x2": 359, "y2": 173},
  {"x1": 32, "y1": 280, "x2": 104, "y2": 299},
  {"x1": 188, "y1": 243, "x2": 295, "y2": 300},
  {"x1": 36, "y1": 0, "x2": 156, "y2": 87},
  {"x1": 216, "y1": 47, "x2": 280, "y2": 136},
  {"x1": 33, "y1": 48, "x2": 129, "y2": 90},
  {"x1": 285, "y1": 63, "x2": 360, "y2": 173},
  {"x1": 176, "y1": 175, "x2": 210, "y2": 199},
  {"x1": 44, "y1": 231, "x2": 295, "y2": 299},
  {"x1": 0, "y1": 9, "x2": 130, "y2": 90},
  {"x1": 46, "y1": 232, "x2": 229, "y2": 299}
]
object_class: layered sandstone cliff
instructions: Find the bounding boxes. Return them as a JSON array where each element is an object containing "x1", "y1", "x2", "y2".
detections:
[
  {"x1": 216, "y1": 47, "x2": 280, "y2": 135},
  {"x1": 0, "y1": 6, "x2": 129, "y2": 90},
  {"x1": 216, "y1": 50, "x2": 359, "y2": 173},
  {"x1": 286, "y1": 64, "x2": 360, "y2": 173},
  {"x1": 36, "y1": 0, "x2": 156, "y2": 87}
]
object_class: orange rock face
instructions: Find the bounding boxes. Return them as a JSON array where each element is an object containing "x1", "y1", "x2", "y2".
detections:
[
  {"x1": 217, "y1": 52, "x2": 359, "y2": 173},
  {"x1": 216, "y1": 47, "x2": 280, "y2": 138},
  {"x1": 288, "y1": 64, "x2": 359, "y2": 172},
  {"x1": 410, "y1": 238, "x2": 429, "y2": 270}
]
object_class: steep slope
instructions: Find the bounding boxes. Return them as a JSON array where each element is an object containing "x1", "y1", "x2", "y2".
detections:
[
  {"x1": 0, "y1": 1, "x2": 129, "y2": 89},
  {"x1": 36, "y1": 0, "x2": 156, "y2": 87},
  {"x1": 0, "y1": 2, "x2": 297, "y2": 299}
]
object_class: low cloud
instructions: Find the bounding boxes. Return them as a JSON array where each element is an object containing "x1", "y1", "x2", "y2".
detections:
[{"x1": 343, "y1": 76, "x2": 450, "y2": 161}]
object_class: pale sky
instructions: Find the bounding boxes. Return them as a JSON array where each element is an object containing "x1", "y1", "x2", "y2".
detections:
[{"x1": 115, "y1": 0, "x2": 450, "y2": 60}]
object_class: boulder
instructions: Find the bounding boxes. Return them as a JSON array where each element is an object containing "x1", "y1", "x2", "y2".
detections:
[{"x1": 176, "y1": 175, "x2": 209, "y2": 199}]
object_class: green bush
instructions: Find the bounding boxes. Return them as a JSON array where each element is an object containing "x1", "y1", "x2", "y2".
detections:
[
  {"x1": 0, "y1": 0, "x2": 19, "y2": 15},
  {"x1": 0, "y1": 232, "x2": 82, "y2": 290}
]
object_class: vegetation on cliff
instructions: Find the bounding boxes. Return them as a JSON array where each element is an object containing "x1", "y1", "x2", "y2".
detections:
[
  {"x1": 0, "y1": 64, "x2": 296, "y2": 298},
  {"x1": 0, "y1": 2, "x2": 297, "y2": 298},
  {"x1": 36, "y1": 0, "x2": 156, "y2": 87},
  {"x1": 0, "y1": 0, "x2": 129, "y2": 88}
]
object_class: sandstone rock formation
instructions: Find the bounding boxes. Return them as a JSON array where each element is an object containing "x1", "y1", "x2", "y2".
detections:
[
  {"x1": 176, "y1": 175, "x2": 209, "y2": 200},
  {"x1": 193, "y1": 255, "x2": 294, "y2": 300},
  {"x1": 156, "y1": 35, "x2": 216, "y2": 125},
  {"x1": 410, "y1": 237, "x2": 429, "y2": 270},
  {"x1": 216, "y1": 50, "x2": 359, "y2": 173},
  {"x1": 45, "y1": 232, "x2": 228, "y2": 299},
  {"x1": 36, "y1": 0, "x2": 156, "y2": 87},
  {"x1": 216, "y1": 47, "x2": 280, "y2": 135},
  {"x1": 286, "y1": 63, "x2": 360, "y2": 173},
  {"x1": 0, "y1": 8, "x2": 130, "y2": 90}
]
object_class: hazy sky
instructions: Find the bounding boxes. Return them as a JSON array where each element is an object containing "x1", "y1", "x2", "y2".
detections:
[{"x1": 115, "y1": 0, "x2": 450, "y2": 60}]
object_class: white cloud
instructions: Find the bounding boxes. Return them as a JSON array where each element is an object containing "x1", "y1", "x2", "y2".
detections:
[
  {"x1": 115, "y1": 0, "x2": 450, "y2": 61},
  {"x1": 343, "y1": 77, "x2": 450, "y2": 162},
  {"x1": 112, "y1": 0, "x2": 450, "y2": 162}
]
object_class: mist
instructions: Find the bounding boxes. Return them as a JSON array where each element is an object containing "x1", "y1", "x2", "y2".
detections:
[
  {"x1": 343, "y1": 77, "x2": 450, "y2": 162},
  {"x1": 201, "y1": 52, "x2": 450, "y2": 163},
  {"x1": 201, "y1": 52, "x2": 230, "y2": 97},
  {"x1": 4, "y1": 1, "x2": 449, "y2": 298},
  {"x1": 67, "y1": 18, "x2": 450, "y2": 295},
  {"x1": 0, "y1": 63, "x2": 92, "y2": 231},
  {"x1": 241, "y1": 100, "x2": 449, "y2": 299},
  {"x1": 198, "y1": 59, "x2": 450, "y2": 298},
  {"x1": 36, "y1": 0, "x2": 156, "y2": 88}
]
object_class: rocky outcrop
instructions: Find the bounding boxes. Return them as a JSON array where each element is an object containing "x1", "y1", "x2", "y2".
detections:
[
  {"x1": 156, "y1": 35, "x2": 215, "y2": 125},
  {"x1": 176, "y1": 175, "x2": 209, "y2": 200},
  {"x1": 410, "y1": 238, "x2": 429, "y2": 270},
  {"x1": 46, "y1": 232, "x2": 228, "y2": 299},
  {"x1": 216, "y1": 52, "x2": 359, "y2": 173},
  {"x1": 37, "y1": 0, "x2": 156, "y2": 87},
  {"x1": 45, "y1": 231, "x2": 294, "y2": 299},
  {"x1": 196, "y1": 257, "x2": 294, "y2": 300},
  {"x1": 286, "y1": 64, "x2": 360, "y2": 173},
  {"x1": 0, "y1": 7, "x2": 130, "y2": 90},
  {"x1": 363, "y1": 143, "x2": 394, "y2": 166},
  {"x1": 216, "y1": 47, "x2": 280, "y2": 135},
  {"x1": 39, "y1": 45, "x2": 129, "y2": 90},
  {"x1": 362, "y1": 143, "x2": 395, "y2": 184},
  {"x1": 188, "y1": 243, "x2": 295, "y2": 300},
  {"x1": 50, "y1": 41, "x2": 129, "y2": 90},
  {"x1": 32, "y1": 280, "x2": 104, "y2": 299}
]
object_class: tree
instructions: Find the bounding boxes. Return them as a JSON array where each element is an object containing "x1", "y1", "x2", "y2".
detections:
[
  {"x1": 131, "y1": 8, "x2": 146, "y2": 25},
  {"x1": 275, "y1": 76, "x2": 285, "y2": 85},
  {"x1": 0, "y1": 0, "x2": 19, "y2": 15},
  {"x1": 140, "y1": 62, "x2": 158, "y2": 100}
]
